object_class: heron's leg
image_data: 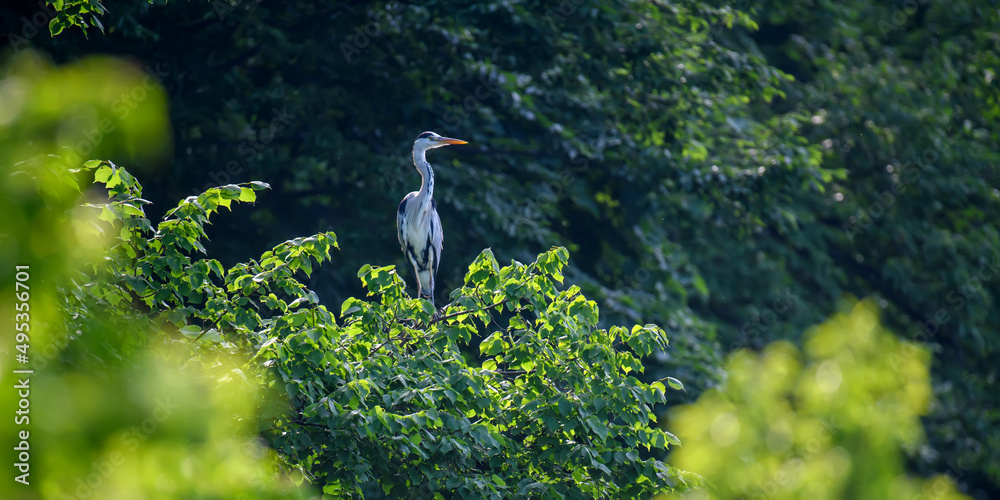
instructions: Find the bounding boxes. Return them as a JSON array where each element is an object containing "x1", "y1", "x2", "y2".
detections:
[{"x1": 428, "y1": 273, "x2": 436, "y2": 307}]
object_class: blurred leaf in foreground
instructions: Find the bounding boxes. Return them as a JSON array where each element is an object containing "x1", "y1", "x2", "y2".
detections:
[{"x1": 665, "y1": 300, "x2": 968, "y2": 500}]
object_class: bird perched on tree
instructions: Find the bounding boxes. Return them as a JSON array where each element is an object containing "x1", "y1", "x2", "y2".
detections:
[{"x1": 397, "y1": 131, "x2": 467, "y2": 305}]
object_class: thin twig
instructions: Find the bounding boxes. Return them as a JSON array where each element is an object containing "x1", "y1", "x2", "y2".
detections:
[{"x1": 429, "y1": 298, "x2": 512, "y2": 325}]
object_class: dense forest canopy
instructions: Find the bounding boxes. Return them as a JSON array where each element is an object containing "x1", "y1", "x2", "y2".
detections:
[{"x1": 1, "y1": 0, "x2": 998, "y2": 498}]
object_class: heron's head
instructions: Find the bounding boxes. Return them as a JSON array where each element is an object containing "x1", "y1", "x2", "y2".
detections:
[{"x1": 414, "y1": 131, "x2": 468, "y2": 152}]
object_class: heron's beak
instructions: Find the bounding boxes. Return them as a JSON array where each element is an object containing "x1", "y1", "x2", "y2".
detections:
[{"x1": 436, "y1": 137, "x2": 468, "y2": 145}]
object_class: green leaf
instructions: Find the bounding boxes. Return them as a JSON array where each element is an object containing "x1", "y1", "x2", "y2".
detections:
[
  {"x1": 481, "y1": 332, "x2": 504, "y2": 356},
  {"x1": 692, "y1": 274, "x2": 709, "y2": 297},
  {"x1": 179, "y1": 325, "x2": 201, "y2": 336},
  {"x1": 558, "y1": 397, "x2": 573, "y2": 416},
  {"x1": 666, "y1": 377, "x2": 684, "y2": 391},
  {"x1": 663, "y1": 430, "x2": 681, "y2": 446},
  {"x1": 94, "y1": 165, "x2": 113, "y2": 183},
  {"x1": 587, "y1": 415, "x2": 609, "y2": 441},
  {"x1": 239, "y1": 186, "x2": 256, "y2": 202}
]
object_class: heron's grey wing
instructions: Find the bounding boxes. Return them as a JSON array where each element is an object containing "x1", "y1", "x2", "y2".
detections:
[
  {"x1": 431, "y1": 199, "x2": 443, "y2": 277},
  {"x1": 397, "y1": 193, "x2": 415, "y2": 254}
]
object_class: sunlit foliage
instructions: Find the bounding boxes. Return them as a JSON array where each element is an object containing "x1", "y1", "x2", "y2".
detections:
[
  {"x1": 666, "y1": 301, "x2": 968, "y2": 500},
  {"x1": 72, "y1": 158, "x2": 690, "y2": 497}
]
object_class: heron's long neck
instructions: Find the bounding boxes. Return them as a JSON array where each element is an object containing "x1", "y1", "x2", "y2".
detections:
[{"x1": 413, "y1": 147, "x2": 434, "y2": 202}]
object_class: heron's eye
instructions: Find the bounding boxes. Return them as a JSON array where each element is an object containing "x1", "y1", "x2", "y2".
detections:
[{"x1": 417, "y1": 132, "x2": 435, "y2": 140}]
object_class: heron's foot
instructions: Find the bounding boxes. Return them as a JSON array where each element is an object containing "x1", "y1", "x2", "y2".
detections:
[
  {"x1": 430, "y1": 306, "x2": 444, "y2": 322},
  {"x1": 432, "y1": 299, "x2": 456, "y2": 321}
]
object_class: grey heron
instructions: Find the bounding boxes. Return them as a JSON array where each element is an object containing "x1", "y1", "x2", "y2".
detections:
[{"x1": 397, "y1": 131, "x2": 467, "y2": 305}]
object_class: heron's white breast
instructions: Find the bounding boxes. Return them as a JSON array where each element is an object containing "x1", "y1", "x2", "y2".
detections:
[{"x1": 403, "y1": 198, "x2": 435, "y2": 243}]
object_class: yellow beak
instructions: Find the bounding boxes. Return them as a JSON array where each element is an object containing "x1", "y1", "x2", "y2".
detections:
[{"x1": 436, "y1": 137, "x2": 468, "y2": 145}]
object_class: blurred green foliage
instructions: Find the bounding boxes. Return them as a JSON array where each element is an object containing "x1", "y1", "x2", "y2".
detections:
[
  {"x1": 667, "y1": 301, "x2": 967, "y2": 499},
  {"x1": 0, "y1": 52, "x2": 310, "y2": 500}
]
